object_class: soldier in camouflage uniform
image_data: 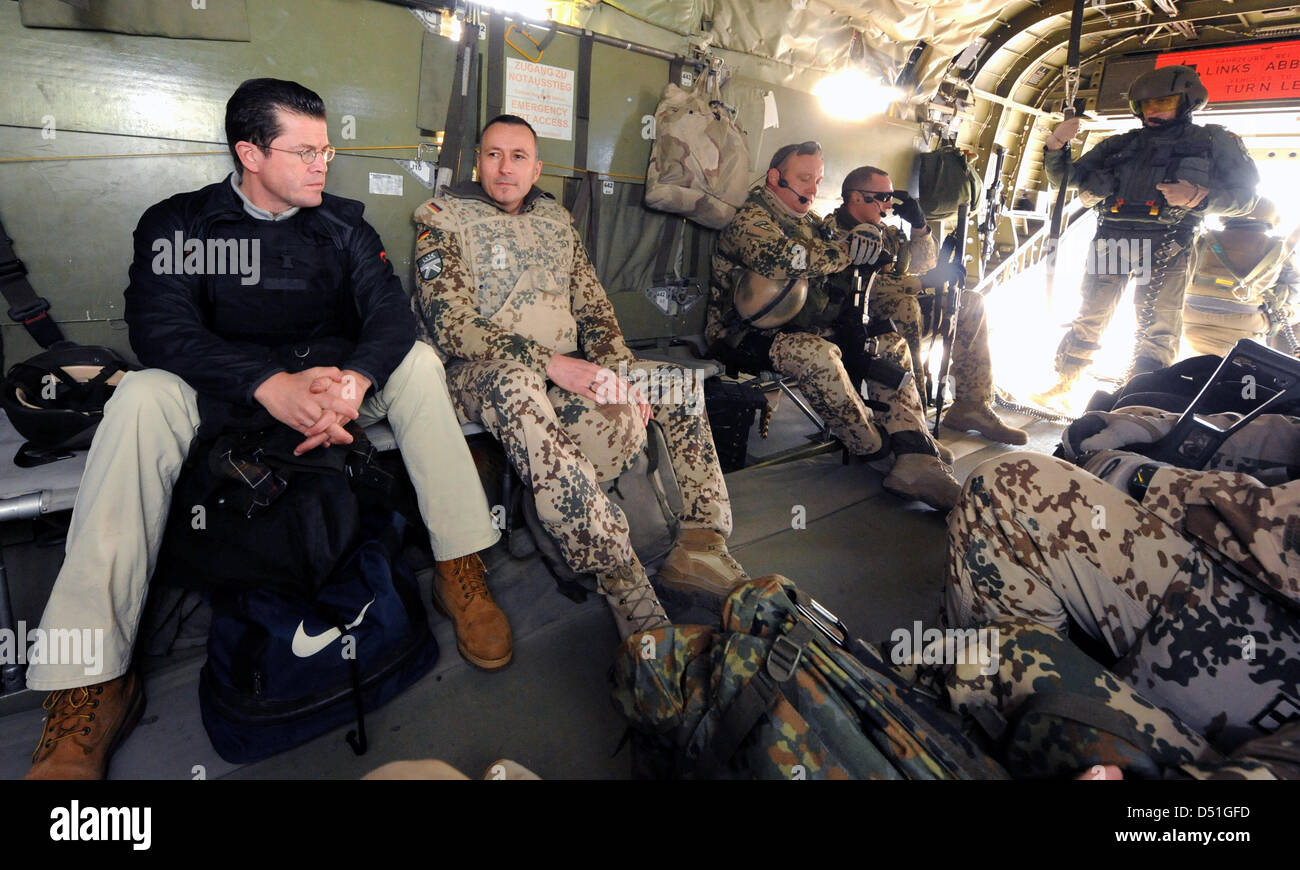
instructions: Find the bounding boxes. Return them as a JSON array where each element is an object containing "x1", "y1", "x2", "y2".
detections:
[
  {"x1": 708, "y1": 142, "x2": 961, "y2": 510},
  {"x1": 826, "y1": 166, "x2": 1027, "y2": 445},
  {"x1": 1182, "y1": 198, "x2": 1300, "y2": 357},
  {"x1": 412, "y1": 115, "x2": 747, "y2": 641},
  {"x1": 1036, "y1": 65, "x2": 1259, "y2": 405},
  {"x1": 937, "y1": 407, "x2": 1300, "y2": 778}
]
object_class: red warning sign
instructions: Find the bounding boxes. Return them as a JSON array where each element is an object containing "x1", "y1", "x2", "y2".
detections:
[{"x1": 1156, "y1": 39, "x2": 1300, "y2": 103}]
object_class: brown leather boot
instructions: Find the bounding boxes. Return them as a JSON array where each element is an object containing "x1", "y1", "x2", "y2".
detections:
[
  {"x1": 657, "y1": 528, "x2": 748, "y2": 599},
  {"x1": 26, "y1": 671, "x2": 145, "y2": 780},
  {"x1": 432, "y1": 554, "x2": 512, "y2": 670}
]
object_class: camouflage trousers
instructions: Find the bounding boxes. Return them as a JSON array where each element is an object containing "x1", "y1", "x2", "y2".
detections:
[
  {"x1": 1055, "y1": 224, "x2": 1199, "y2": 375},
  {"x1": 767, "y1": 331, "x2": 939, "y2": 457},
  {"x1": 942, "y1": 452, "x2": 1300, "y2": 757},
  {"x1": 869, "y1": 286, "x2": 994, "y2": 404},
  {"x1": 447, "y1": 358, "x2": 731, "y2": 576}
]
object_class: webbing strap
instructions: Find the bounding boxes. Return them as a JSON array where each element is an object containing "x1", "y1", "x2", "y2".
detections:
[{"x1": 0, "y1": 216, "x2": 64, "y2": 347}]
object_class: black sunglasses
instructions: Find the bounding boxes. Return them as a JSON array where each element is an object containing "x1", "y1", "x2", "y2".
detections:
[{"x1": 848, "y1": 189, "x2": 895, "y2": 204}]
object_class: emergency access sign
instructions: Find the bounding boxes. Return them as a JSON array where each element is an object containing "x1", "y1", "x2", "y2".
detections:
[
  {"x1": 504, "y1": 58, "x2": 575, "y2": 140},
  {"x1": 1157, "y1": 39, "x2": 1300, "y2": 103}
]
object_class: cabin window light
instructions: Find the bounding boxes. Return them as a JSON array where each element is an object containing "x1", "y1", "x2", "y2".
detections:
[
  {"x1": 813, "y1": 68, "x2": 900, "y2": 121},
  {"x1": 440, "y1": 10, "x2": 463, "y2": 42}
]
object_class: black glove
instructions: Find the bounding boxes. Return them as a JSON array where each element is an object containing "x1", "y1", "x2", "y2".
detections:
[{"x1": 891, "y1": 190, "x2": 926, "y2": 230}]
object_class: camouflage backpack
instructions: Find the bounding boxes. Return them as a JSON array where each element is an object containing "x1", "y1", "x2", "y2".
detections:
[
  {"x1": 644, "y1": 68, "x2": 751, "y2": 230},
  {"x1": 610, "y1": 575, "x2": 1008, "y2": 779}
]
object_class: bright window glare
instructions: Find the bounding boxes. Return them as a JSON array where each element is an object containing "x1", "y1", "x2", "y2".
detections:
[
  {"x1": 814, "y1": 69, "x2": 899, "y2": 121},
  {"x1": 981, "y1": 211, "x2": 1141, "y2": 412}
]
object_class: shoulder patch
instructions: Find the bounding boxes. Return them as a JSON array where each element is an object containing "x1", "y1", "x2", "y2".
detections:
[
  {"x1": 416, "y1": 250, "x2": 444, "y2": 281},
  {"x1": 416, "y1": 228, "x2": 431, "y2": 243}
]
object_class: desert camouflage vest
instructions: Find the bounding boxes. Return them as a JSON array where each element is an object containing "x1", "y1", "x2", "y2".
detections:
[
  {"x1": 1189, "y1": 229, "x2": 1291, "y2": 313},
  {"x1": 428, "y1": 192, "x2": 580, "y2": 355}
]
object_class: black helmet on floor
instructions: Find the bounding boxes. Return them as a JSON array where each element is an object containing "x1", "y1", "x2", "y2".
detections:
[
  {"x1": 1127, "y1": 65, "x2": 1208, "y2": 120},
  {"x1": 1, "y1": 342, "x2": 132, "y2": 453}
]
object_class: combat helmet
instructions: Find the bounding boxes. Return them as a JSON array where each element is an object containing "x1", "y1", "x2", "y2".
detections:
[
  {"x1": 1127, "y1": 65, "x2": 1208, "y2": 120},
  {"x1": 734, "y1": 271, "x2": 809, "y2": 329}
]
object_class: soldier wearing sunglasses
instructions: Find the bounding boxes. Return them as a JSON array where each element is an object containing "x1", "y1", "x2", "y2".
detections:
[{"x1": 826, "y1": 166, "x2": 1028, "y2": 445}]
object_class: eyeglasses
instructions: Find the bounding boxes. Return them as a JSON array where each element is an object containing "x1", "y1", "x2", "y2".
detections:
[
  {"x1": 264, "y1": 144, "x2": 337, "y2": 164},
  {"x1": 849, "y1": 190, "x2": 895, "y2": 204}
]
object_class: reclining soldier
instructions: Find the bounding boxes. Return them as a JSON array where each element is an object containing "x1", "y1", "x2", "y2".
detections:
[
  {"x1": 708, "y1": 141, "x2": 960, "y2": 510},
  {"x1": 411, "y1": 114, "x2": 747, "y2": 643},
  {"x1": 937, "y1": 407, "x2": 1300, "y2": 778},
  {"x1": 826, "y1": 166, "x2": 1027, "y2": 445},
  {"x1": 24, "y1": 79, "x2": 501, "y2": 779}
]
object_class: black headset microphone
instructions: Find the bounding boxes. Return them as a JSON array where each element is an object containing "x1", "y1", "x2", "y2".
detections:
[{"x1": 777, "y1": 175, "x2": 809, "y2": 204}]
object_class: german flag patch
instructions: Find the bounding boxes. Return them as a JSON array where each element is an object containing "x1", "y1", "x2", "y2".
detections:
[{"x1": 416, "y1": 228, "x2": 432, "y2": 243}]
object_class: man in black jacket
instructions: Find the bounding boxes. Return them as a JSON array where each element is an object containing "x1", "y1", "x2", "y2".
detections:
[{"x1": 24, "y1": 79, "x2": 502, "y2": 779}]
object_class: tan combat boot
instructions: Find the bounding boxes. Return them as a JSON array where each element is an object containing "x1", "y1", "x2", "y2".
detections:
[
  {"x1": 597, "y1": 560, "x2": 670, "y2": 641},
  {"x1": 656, "y1": 528, "x2": 748, "y2": 599},
  {"x1": 26, "y1": 671, "x2": 145, "y2": 780},
  {"x1": 935, "y1": 442, "x2": 955, "y2": 465},
  {"x1": 942, "y1": 400, "x2": 1029, "y2": 445},
  {"x1": 1031, "y1": 372, "x2": 1080, "y2": 409},
  {"x1": 432, "y1": 553, "x2": 513, "y2": 670},
  {"x1": 881, "y1": 453, "x2": 962, "y2": 511}
]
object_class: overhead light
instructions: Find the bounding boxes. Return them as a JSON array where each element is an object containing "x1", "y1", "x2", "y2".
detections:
[
  {"x1": 813, "y1": 68, "x2": 900, "y2": 121},
  {"x1": 466, "y1": 0, "x2": 551, "y2": 21}
]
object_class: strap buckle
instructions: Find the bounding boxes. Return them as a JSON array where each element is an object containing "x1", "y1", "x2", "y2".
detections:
[
  {"x1": 7, "y1": 295, "x2": 51, "y2": 324},
  {"x1": 766, "y1": 635, "x2": 804, "y2": 683}
]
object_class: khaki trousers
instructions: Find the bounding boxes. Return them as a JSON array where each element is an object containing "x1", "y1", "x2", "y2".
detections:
[{"x1": 27, "y1": 342, "x2": 498, "y2": 690}]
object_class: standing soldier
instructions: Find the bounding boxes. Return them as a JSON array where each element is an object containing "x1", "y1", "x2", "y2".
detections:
[
  {"x1": 412, "y1": 115, "x2": 747, "y2": 644},
  {"x1": 827, "y1": 165, "x2": 1027, "y2": 445},
  {"x1": 1182, "y1": 198, "x2": 1299, "y2": 356},
  {"x1": 707, "y1": 141, "x2": 961, "y2": 510},
  {"x1": 1035, "y1": 65, "x2": 1259, "y2": 405}
]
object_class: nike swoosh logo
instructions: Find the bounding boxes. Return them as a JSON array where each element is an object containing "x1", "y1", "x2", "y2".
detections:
[{"x1": 290, "y1": 598, "x2": 376, "y2": 658}]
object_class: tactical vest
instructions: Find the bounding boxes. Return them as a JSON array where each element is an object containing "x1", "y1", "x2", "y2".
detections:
[
  {"x1": 1099, "y1": 122, "x2": 1215, "y2": 227},
  {"x1": 1187, "y1": 229, "x2": 1292, "y2": 314},
  {"x1": 424, "y1": 193, "x2": 580, "y2": 355},
  {"x1": 200, "y1": 213, "x2": 354, "y2": 349}
]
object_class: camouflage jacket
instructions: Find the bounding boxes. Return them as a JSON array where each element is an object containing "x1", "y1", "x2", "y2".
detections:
[
  {"x1": 708, "y1": 185, "x2": 852, "y2": 344},
  {"x1": 411, "y1": 182, "x2": 634, "y2": 377},
  {"x1": 1044, "y1": 119, "x2": 1258, "y2": 229},
  {"x1": 1120, "y1": 410, "x2": 1300, "y2": 604},
  {"x1": 822, "y1": 206, "x2": 938, "y2": 300}
]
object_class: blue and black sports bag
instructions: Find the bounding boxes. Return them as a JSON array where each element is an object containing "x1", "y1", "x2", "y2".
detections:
[{"x1": 198, "y1": 511, "x2": 439, "y2": 764}]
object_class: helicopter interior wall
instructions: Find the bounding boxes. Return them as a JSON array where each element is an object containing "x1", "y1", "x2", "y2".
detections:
[{"x1": 0, "y1": 0, "x2": 933, "y2": 361}]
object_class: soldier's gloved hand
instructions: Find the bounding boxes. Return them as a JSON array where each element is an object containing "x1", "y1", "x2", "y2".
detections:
[
  {"x1": 1047, "y1": 116, "x2": 1081, "y2": 150},
  {"x1": 890, "y1": 191, "x2": 927, "y2": 230},
  {"x1": 1062, "y1": 408, "x2": 1175, "y2": 461},
  {"x1": 1080, "y1": 449, "x2": 1167, "y2": 495},
  {"x1": 1156, "y1": 180, "x2": 1209, "y2": 208},
  {"x1": 1078, "y1": 190, "x2": 1105, "y2": 208},
  {"x1": 845, "y1": 223, "x2": 884, "y2": 266}
]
